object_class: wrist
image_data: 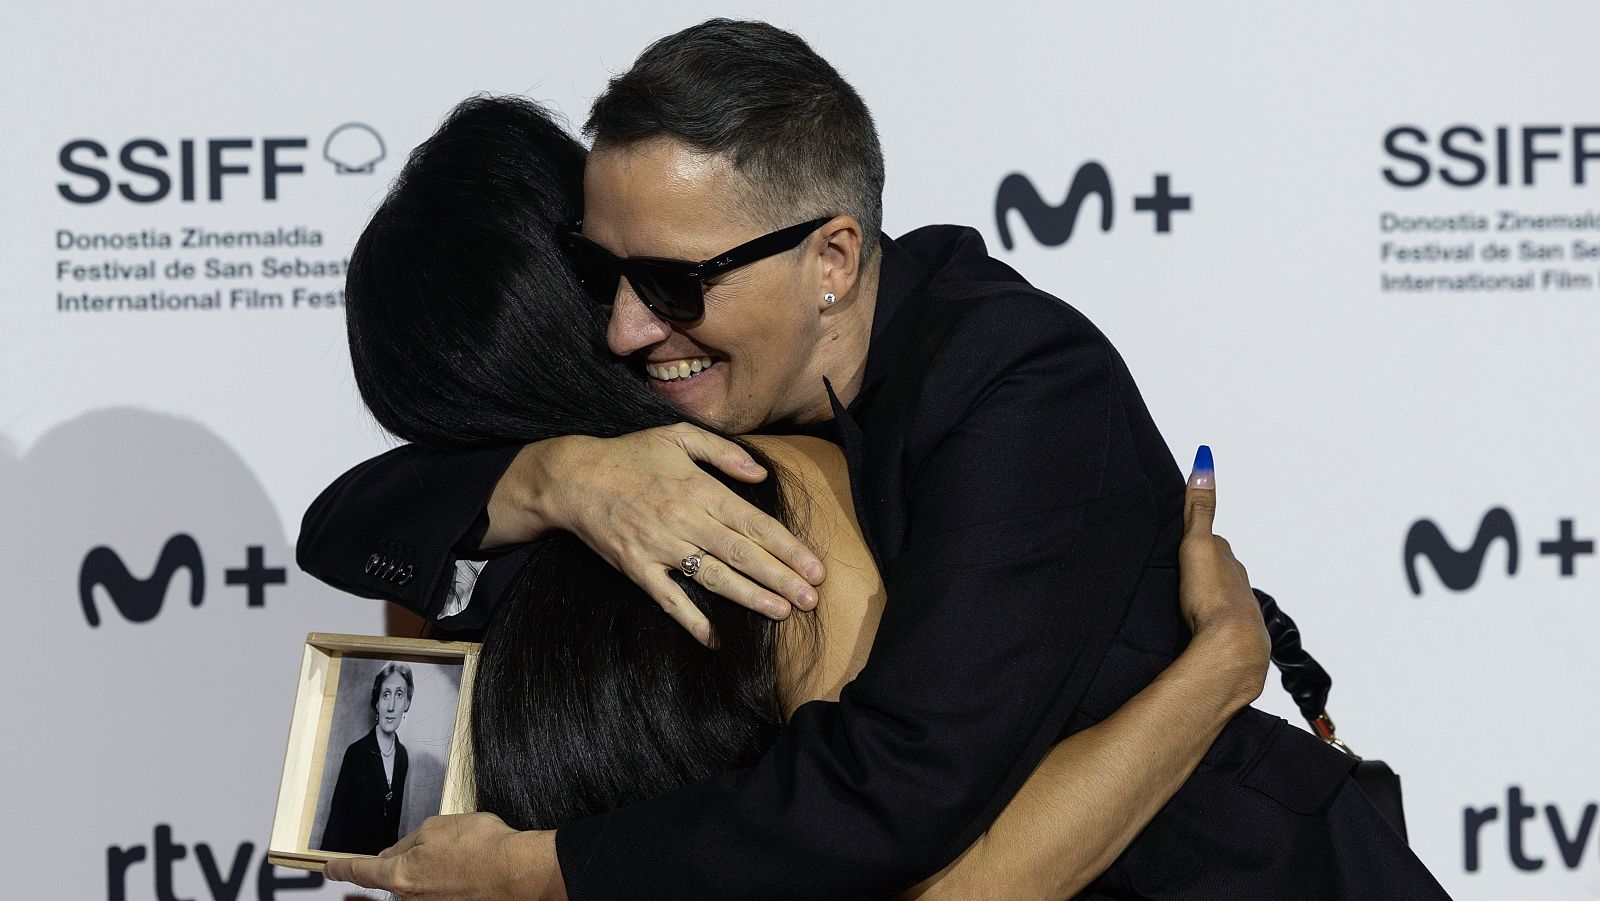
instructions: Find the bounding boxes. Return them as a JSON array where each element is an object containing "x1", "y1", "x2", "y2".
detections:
[
  {"x1": 483, "y1": 437, "x2": 578, "y2": 547},
  {"x1": 518, "y1": 436, "x2": 577, "y2": 538},
  {"x1": 497, "y1": 829, "x2": 566, "y2": 901},
  {"x1": 1186, "y1": 618, "x2": 1270, "y2": 712}
]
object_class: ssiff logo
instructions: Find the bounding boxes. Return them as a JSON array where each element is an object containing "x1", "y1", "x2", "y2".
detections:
[
  {"x1": 57, "y1": 123, "x2": 384, "y2": 204},
  {"x1": 323, "y1": 123, "x2": 385, "y2": 174},
  {"x1": 1383, "y1": 124, "x2": 1600, "y2": 188}
]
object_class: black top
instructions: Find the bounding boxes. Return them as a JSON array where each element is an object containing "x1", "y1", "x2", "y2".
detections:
[
  {"x1": 319, "y1": 727, "x2": 409, "y2": 856},
  {"x1": 299, "y1": 227, "x2": 1427, "y2": 899}
]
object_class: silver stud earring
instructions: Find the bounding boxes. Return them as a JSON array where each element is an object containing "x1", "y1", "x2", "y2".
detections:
[{"x1": 824, "y1": 293, "x2": 837, "y2": 305}]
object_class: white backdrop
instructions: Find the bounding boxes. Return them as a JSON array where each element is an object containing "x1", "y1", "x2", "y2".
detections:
[{"x1": 3, "y1": 2, "x2": 1597, "y2": 898}]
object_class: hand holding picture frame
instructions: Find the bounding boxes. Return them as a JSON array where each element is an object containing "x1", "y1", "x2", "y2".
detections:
[{"x1": 268, "y1": 633, "x2": 479, "y2": 872}]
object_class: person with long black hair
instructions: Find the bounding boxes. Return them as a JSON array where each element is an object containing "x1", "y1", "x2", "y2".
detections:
[{"x1": 315, "y1": 93, "x2": 1447, "y2": 899}]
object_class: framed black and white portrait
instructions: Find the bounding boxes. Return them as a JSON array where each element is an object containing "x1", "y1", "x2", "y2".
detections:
[{"x1": 269, "y1": 633, "x2": 478, "y2": 871}]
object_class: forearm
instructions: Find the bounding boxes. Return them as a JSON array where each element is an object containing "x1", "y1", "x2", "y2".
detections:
[
  {"x1": 297, "y1": 442, "x2": 522, "y2": 615},
  {"x1": 907, "y1": 623, "x2": 1262, "y2": 900}
]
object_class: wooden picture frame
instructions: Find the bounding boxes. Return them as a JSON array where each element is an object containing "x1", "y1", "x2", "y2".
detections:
[{"x1": 268, "y1": 633, "x2": 480, "y2": 872}]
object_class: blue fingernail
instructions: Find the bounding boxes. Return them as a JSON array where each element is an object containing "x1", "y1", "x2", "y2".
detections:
[{"x1": 1192, "y1": 445, "x2": 1213, "y2": 475}]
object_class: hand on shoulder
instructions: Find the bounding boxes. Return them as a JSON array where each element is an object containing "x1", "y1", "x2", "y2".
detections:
[{"x1": 482, "y1": 425, "x2": 826, "y2": 645}]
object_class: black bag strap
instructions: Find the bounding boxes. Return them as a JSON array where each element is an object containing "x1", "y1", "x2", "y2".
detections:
[{"x1": 1255, "y1": 588, "x2": 1361, "y2": 759}]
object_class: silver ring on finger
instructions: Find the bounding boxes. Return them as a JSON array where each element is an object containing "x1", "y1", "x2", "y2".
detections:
[{"x1": 680, "y1": 551, "x2": 706, "y2": 578}]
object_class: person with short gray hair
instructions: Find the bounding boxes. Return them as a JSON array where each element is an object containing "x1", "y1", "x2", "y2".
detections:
[
  {"x1": 585, "y1": 18, "x2": 887, "y2": 264},
  {"x1": 305, "y1": 19, "x2": 1449, "y2": 900}
]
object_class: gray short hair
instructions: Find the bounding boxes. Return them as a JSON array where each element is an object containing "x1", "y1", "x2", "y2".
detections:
[{"x1": 586, "y1": 19, "x2": 886, "y2": 259}]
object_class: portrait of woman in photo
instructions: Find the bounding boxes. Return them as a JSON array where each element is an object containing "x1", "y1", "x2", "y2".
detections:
[{"x1": 319, "y1": 662, "x2": 412, "y2": 855}]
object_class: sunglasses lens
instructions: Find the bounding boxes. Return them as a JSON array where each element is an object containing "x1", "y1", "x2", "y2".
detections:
[
  {"x1": 564, "y1": 235, "x2": 620, "y2": 306},
  {"x1": 627, "y1": 264, "x2": 703, "y2": 322}
]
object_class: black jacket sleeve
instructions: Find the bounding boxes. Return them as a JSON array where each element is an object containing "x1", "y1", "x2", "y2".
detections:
[
  {"x1": 555, "y1": 294, "x2": 1172, "y2": 899},
  {"x1": 296, "y1": 442, "x2": 523, "y2": 624}
]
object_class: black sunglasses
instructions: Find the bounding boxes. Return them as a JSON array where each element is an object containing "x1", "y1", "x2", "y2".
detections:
[{"x1": 562, "y1": 217, "x2": 832, "y2": 323}]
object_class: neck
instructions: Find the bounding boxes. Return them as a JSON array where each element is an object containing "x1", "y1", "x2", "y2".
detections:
[{"x1": 799, "y1": 256, "x2": 882, "y2": 419}]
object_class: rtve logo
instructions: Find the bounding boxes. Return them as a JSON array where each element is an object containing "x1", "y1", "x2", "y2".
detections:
[
  {"x1": 1465, "y1": 787, "x2": 1600, "y2": 874},
  {"x1": 1403, "y1": 507, "x2": 1594, "y2": 596},
  {"x1": 994, "y1": 163, "x2": 1192, "y2": 251},
  {"x1": 78, "y1": 533, "x2": 288, "y2": 626},
  {"x1": 57, "y1": 123, "x2": 385, "y2": 204},
  {"x1": 109, "y1": 824, "x2": 322, "y2": 901}
]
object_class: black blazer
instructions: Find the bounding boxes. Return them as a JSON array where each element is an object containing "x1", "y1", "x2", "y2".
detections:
[
  {"x1": 299, "y1": 227, "x2": 1446, "y2": 899},
  {"x1": 319, "y1": 728, "x2": 408, "y2": 856}
]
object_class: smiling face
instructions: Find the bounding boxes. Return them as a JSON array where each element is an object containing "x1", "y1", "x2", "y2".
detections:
[
  {"x1": 374, "y1": 671, "x2": 410, "y2": 736},
  {"x1": 584, "y1": 138, "x2": 862, "y2": 433}
]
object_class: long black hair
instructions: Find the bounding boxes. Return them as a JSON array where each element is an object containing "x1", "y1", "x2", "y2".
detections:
[{"x1": 345, "y1": 95, "x2": 812, "y2": 829}]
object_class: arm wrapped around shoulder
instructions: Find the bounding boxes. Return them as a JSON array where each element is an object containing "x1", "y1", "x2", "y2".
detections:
[
  {"x1": 297, "y1": 442, "x2": 522, "y2": 620},
  {"x1": 556, "y1": 291, "x2": 1184, "y2": 899}
]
